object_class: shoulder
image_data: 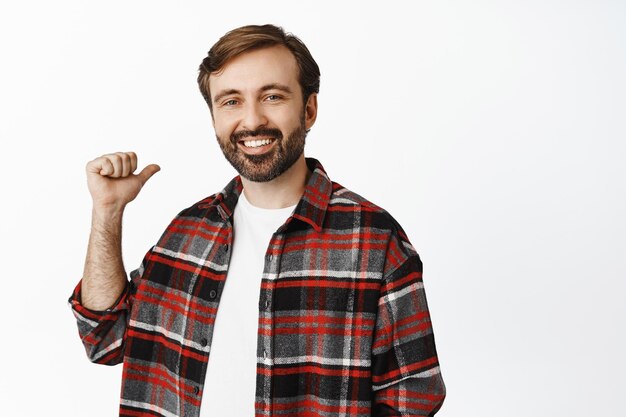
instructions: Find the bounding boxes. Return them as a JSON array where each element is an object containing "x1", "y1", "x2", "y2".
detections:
[
  {"x1": 153, "y1": 192, "x2": 228, "y2": 247},
  {"x1": 330, "y1": 181, "x2": 419, "y2": 256},
  {"x1": 327, "y1": 182, "x2": 420, "y2": 276},
  {"x1": 328, "y1": 181, "x2": 405, "y2": 233},
  {"x1": 176, "y1": 192, "x2": 222, "y2": 219},
  {"x1": 172, "y1": 175, "x2": 241, "y2": 221},
  {"x1": 151, "y1": 191, "x2": 227, "y2": 251}
]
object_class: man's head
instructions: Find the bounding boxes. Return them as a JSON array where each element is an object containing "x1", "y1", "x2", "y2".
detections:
[{"x1": 197, "y1": 25, "x2": 320, "y2": 182}]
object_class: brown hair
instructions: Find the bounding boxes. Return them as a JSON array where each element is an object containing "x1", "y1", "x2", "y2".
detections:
[{"x1": 197, "y1": 24, "x2": 320, "y2": 112}]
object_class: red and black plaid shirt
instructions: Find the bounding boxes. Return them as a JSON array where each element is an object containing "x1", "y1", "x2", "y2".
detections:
[{"x1": 69, "y1": 158, "x2": 445, "y2": 416}]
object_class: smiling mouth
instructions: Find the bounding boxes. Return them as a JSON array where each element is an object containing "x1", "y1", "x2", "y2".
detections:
[{"x1": 239, "y1": 138, "x2": 277, "y2": 148}]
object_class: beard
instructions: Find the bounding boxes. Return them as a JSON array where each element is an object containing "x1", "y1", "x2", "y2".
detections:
[{"x1": 216, "y1": 116, "x2": 307, "y2": 182}]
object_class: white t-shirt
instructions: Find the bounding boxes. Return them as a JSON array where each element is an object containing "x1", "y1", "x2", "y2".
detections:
[{"x1": 200, "y1": 191, "x2": 296, "y2": 417}]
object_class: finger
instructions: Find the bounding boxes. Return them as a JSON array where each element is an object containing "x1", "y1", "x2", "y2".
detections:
[
  {"x1": 99, "y1": 158, "x2": 115, "y2": 176},
  {"x1": 127, "y1": 151, "x2": 138, "y2": 173},
  {"x1": 86, "y1": 157, "x2": 104, "y2": 174},
  {"x1": 137, "y1": 164, "x2": 161, "y2": 185},
  {"x1": 104, "y1": 154, "x2": 123, "y2": 178},
  {"x1": 115, "y1": 152, "x2": 132, "y2": 177},
  {"x1": 86, "y1": 156, "x2": 115, "y2": 176}
]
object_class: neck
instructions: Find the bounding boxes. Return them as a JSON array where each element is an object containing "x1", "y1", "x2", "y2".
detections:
[{"x1": 241, "y1": 155, "x2": 310, "y2": 209}]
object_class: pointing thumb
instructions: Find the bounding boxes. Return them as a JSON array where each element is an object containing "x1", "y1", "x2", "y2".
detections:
[{"x1": 137, "y1": 164, "x2": 161, "y2": 185}]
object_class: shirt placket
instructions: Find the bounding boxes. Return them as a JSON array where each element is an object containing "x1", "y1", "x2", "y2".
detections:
[
  {"x1": 185, "y1": 217, "x2": 234, "y2": 417},
  {"x1": 256, "y1": 230, "x2": 285, "y2": 416}
]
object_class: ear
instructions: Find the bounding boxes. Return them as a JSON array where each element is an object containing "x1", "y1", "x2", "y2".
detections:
[{"x1": 304, "y1": 93, "x2": 318, "y2": 130}]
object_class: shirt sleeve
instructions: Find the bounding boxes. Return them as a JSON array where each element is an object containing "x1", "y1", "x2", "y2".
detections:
[
  {"x1": 67, "y1": 247, "x2": 152, "y2": 365},
  {"x1": 371, "y1": 225, "x2": 446, "y2": 416}
]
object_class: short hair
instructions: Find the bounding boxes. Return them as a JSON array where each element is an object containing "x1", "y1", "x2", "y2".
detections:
[{"x1": 197, "y1": 24, "x2": 320, "y2": 112}]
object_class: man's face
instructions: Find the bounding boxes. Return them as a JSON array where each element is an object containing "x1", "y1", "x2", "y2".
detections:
[{"x1": 209, "y1": 45, "x2": 316, "y2": 182}]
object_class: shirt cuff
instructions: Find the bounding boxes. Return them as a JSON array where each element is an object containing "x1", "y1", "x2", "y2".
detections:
[{"x1": 68, "y1": 279, "x2": 130, "y2": 317}]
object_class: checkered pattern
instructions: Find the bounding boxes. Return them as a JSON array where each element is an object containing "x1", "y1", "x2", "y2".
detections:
[{"x1": 69, "y1": 158, "x2": 445, "y2": 416}]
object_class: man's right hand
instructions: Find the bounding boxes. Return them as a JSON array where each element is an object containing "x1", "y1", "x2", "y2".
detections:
[{"x1": 86, "y1": 152, "x2": 160, "y2": 211}]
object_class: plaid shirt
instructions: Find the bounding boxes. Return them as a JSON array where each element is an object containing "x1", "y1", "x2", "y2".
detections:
[{"x1": 69, "y1": 158, "x2": 445, "y2": 417}]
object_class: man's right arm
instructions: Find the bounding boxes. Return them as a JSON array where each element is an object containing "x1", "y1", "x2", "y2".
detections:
[
  {"x1": 80, "y1": 151, "x2": 160, "y2": 310},
  {"x1": 69, "y1": 152, "x2": 160, "y2": 363}
]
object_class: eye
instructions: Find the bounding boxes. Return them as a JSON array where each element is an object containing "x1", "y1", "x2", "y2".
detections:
[
  {"x1": 223, "y1": 99, "x2": 238, "y2": 106},
  {"x1": 265, "y1": 94, "x2": 281, "y2": 102}
]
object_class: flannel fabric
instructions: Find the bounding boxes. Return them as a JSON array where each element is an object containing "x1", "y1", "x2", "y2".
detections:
[{"x1": 69, "y1": 158, "x2": 446, "y2": 417}]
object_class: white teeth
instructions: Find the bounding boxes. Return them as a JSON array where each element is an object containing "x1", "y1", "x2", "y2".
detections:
[{"x1": 243, "y1": 138, "x2": 273, "y2": 148}]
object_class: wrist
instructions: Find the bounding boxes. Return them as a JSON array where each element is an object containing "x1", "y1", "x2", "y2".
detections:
[{"x1": 91, "y1": 204, "x2": 125, "y2": 223}]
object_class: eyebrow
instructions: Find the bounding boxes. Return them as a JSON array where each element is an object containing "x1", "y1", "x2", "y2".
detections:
[
  {"x1": 212, "y1": 89, "x2": 239, "y2": 104},
  {"x1": 212, "y1": 83, "x2": 294, "y2": 104},
  {"x1": 260, "y1": 83, "x2": 293, "y2": 94}
]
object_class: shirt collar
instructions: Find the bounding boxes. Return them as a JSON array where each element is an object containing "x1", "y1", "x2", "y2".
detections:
[{"x1": 210, "y1": 157, "x2": 331, "y2": 232}]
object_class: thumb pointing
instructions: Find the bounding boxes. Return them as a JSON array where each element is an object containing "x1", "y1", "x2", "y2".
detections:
[{"x1": 137, "y1": 164, "x2": 161, "y2": 185}]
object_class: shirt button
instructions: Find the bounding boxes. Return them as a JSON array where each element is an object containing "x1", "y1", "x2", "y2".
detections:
[
  {"x1": 194, "y1": 386, "x2": 200, "y2": 395},
  {"x1": 263, "y1": 350, "x2": 268, "y2": 359},
  {"x1": 209, "y1": 290, "x2": 217, "y2": 299},
  {"x1": 268, "y1": 254, "x2": 274, "y2": 261},
  {"x1": 222, "y1": 244, "x2": 229, "y2": 252},
  {"x1": 264, "y1": 299, "x2": 271, "y2": 309},
  {"x1": 200, "y1": 338, "x2": 208, "y2": 347}
]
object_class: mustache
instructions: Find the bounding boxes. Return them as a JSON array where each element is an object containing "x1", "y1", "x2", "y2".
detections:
[{"x1": 231, "y1": 128, "x2": 283, "y2": 144}]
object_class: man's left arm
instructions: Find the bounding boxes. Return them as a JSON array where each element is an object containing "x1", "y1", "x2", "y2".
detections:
[{"x1": 371, "y1": 225, "x2": 446, "y2": 416}]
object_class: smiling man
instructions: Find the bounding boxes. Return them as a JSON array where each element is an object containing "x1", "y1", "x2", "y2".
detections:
[{"x1": 69, "y1": 24, "x2": 445, "y2": 417}]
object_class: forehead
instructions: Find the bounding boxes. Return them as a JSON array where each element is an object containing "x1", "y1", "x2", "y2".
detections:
[{"x1": 209, "y1": 45, "x2": 300, "y2": 95}]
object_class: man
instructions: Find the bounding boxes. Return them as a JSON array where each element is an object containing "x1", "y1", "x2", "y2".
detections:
[{"x1": 69, "y1": 24, "x2": 445, "y2": 417}]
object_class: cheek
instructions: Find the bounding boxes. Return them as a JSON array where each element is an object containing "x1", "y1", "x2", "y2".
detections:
[
  {"x1": 273, "y1": 108, "x2": 303, "y2": 131},
  {"x1": 213, "y1": 115, "x2": 237, "y2": 139}
]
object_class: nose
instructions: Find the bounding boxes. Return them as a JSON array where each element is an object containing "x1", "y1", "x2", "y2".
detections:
[{"x1": 241, "y1": 102, "x2": 268, "y2": 131}]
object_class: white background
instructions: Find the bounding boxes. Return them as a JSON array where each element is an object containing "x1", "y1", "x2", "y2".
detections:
[{"x1": 1, "y1": 1, "x2": 624, "y2": 416}]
